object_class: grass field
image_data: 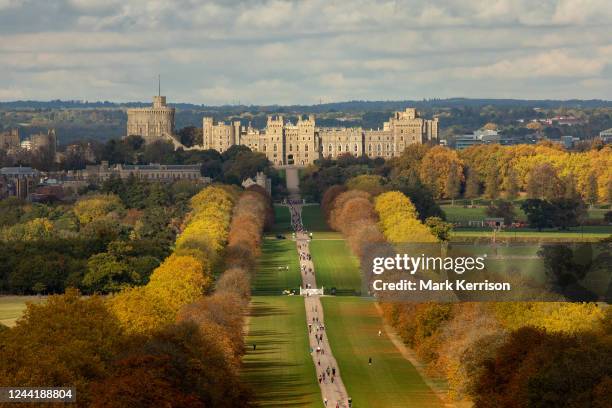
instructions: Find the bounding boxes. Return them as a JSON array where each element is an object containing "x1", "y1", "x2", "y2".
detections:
[
  {"x1": 272, "y1": 205, "x2": 292, "y2": 233},
  {"x1": 441, "y1": 205, "x2": 526, "y2": 223},
  {"x1": 243, "y1": 296, "x2": 322, "y2": 408},
  {"x1": 302, "y1": 205, "x2": 331, "y2": 232},
  {"x1": 321, "y1": 297, "x2": 443, "y2": 408},
  {"x1": 451, "y1": 226, "x2": 611, "y2": 240},
  {"x1": 442, "y1": 204, "x2": 608, "y2": 223},
  {"x1": 252, "y1": 238, "x2": 302, "y2": 295},
  {"x1": 309, "y1": 240, "x2": 362, "y2": 295},
  {"x1": 0, "y1": 296, "x2": 45, "y2": 327}
]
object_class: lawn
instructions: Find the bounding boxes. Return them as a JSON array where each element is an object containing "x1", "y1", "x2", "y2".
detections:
[
  {"x1": 310, "y1": 240, "x2": 362, "y2": 295},
  {"x1": 302, "y1": 205, "x2": 331, "y2": 232},
  {"x1": 252, "y1": 238, "x2": 303, "y2": 295},
  {"x1": 442, "y1": 204, "x2": 608, "y2": 224},
  {"x1": 243, "y1": 296, "x2": 322, "y2": 408},
  {"x1": 0, "y1": 296, "x2": 45, "y2": 327},
  {"x1": 272, "y1": 205, "x2": 292, "y2": 233},
  {"x1": 451, "y1": 226, "x2": 611, "y2": 240},
  {"x1": 321, "y1": 297, "x2": 443, "y2": 408}
]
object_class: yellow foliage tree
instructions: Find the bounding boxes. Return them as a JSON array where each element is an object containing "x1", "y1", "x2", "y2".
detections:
[
  {"x1": 74, "y1": 194, "x2": 124, "y2": 225},
  {"x1": 419, "y1": 146, "x2": 464, "y2": 200},
  {"x1": 375, "y1": 191, "x2": 437, "y2": 243},
  {"x1": 346, "y1": 174, "x2": 386, "y2": 196},
  {"x1": 494, "y1": 302, "x2": 605, "y2": 334}
]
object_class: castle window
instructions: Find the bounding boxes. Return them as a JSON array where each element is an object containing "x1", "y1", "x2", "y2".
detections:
[
  {"x1": 289, "y1": 144, "x2": 293, "y2": 151},
  {"x1": 369, "y1": 144, "x2": 372, "y2": 151},
  {"x1": 305, "y1": 145, "x2": 308, "y2": 151},
  {"x1": 338, "y1": 145, "x2": 342, "y2": 152},
  {"x1": 274, "y1": 144, "x2": 277, "y2": 151},
  {"x1": 329, "y1": 144, "x2": 332, "y2": 152},
  {"x1": 354, "y1": 144, "x2": 358, "y2": 152}
]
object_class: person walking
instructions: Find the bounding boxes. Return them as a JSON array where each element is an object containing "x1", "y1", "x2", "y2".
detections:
[
  {"x1": 368, "y1": 357, "x2": 372, "y2": 365},
  {"x1": 324, "y1": 397, "x2": 328, "y2": 406},
  {"x1": 253, "y1": 343, "x2": 256, "y2": 351}
]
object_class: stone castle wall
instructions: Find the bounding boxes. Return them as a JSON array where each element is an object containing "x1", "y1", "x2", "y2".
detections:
[
  {"x1": 127, "y1": 96, "x2": 175, "y2": 144},
  {"x1": 202, "y1": 108, "x2": 438, "y2": 166},
  {"x1": 125, "y1": 97, "x2": 438, "y2": 167}
]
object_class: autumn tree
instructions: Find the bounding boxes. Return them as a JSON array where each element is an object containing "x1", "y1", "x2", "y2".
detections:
[
  {"x1": 419, "y1": 146, "x2": 464, "y2": 200},
  {"x1": 526, "y1": 162, "x2": 561, "y2": 200},
  {"x1": 74, "y1": 194, "x2": 125, "y2": 225},
  {"x1": 346, "y1": 174, "x2": 386, "y2": 196},
  {"x1": 464, "y1": 168, "x2": 480, "y2": 200},
  {"x1": 374, "y1": 191, "x2": 437, "y2": 243},
  {"x1": 0, "y1": 290, "x2": 126, "y2": 406}
]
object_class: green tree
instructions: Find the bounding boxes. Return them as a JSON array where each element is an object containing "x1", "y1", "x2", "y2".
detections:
[
  {"x1": 425, "y1": 217, "x2": 453, "y2": 241},
  {"x1": 83, "y1": 253, "x2": 134, "y2": 293},
  {"x1": 520, "y1": 199, "x2": 555, "y2": 231},
  {"x1": 485, "y1": 200, "x2": 516, "y2": 225}
]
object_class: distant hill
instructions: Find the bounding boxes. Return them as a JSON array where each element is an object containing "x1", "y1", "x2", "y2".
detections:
[{"x1": 1, "y1": 98, "x2": 611, "y2": 111}]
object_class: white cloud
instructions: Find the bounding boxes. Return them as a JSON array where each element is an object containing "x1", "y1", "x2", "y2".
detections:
[{"x1": 0, "y1": 0, "x2": 610, "y2": 103}]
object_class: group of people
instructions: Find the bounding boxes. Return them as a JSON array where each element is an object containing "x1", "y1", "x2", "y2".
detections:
[
  {"x1": 289, "y1": 204, "x2": 305, "y2": 233},
  {"x1": 289, "y1": 201, "x2": 345, "y2": 408}
]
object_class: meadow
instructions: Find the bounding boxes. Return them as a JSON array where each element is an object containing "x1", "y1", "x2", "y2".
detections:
[
  {"x1": 441, "y1": 204, "x2": 608, "y2": 224},
  {"x1": 301, "y1": 205, "x2": 331, "y2": 232},
  {"x1": 321, "y1": 297, "x2": 443, "y2": 408},
  {"x1": 242, "y1": 296, "x2": 322, "y2": 408},
  {"x1": 309, "y1": 240, "x2": 362, "y2": 295},
  {"x1": 252, "y1": 237, "x2": 303, "y2": 295}
]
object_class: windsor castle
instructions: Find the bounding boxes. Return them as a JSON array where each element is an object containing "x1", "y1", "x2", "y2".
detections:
[{"x1": 127, "y1": 95, "x2": 439, "y2": 166}]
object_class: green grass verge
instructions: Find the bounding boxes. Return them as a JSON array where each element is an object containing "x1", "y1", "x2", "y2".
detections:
[
  {"x1": 321, "y1": 297, "x2": 443, "y2": 408},
  {"x1": 243, "y1": 296, "x2": 322, "y2": 408},
  {"x1": 451, "y1": 226, "x2": 611, "y2": 240},
  {"x1": 442, "y1": 204, "x2": 608, "y2": 223},
  {"x1": 310, "y1": 240, "x2": 362, "y2": 295},
  {"x1": 272, "y1": 205, "x2": 292, "y2": 233},
  {"x1": 302, "y1": 205, "x2": 331, "y2": 232},
  {"x1": 0, "y1": 296, "x2": 45, "y2": 327},
  {"x1": 252, "y1": 238, "x2": 302, "y2": 295}
]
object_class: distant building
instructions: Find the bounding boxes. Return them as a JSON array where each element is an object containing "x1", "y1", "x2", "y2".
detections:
[
  {"x1": 0, "y1": 129, "x2": 20, "y2": 151},
  {"x1": 82, "y1": 161, "x2": 205, "y2": 182},
  {"x1": 0, "y1": 166, "x2": 39, "y2": 199},
  {"x1": 19, "y1": 129, "x2": 57, "y2": 154},
  {"x1": 600, "y1": 128, "x2": 612, "y2": 143},
  {"x1": 561, "y1": 135, "x2": 580, "y2": 149},
  {"x1": 126, "y1": 95, "x2": 176, "y2": 145},
  {"x1": 544, "y1": 116, "x2": 583, "y2": 126},
  {"x1": 455, "y1": 129, "x2": 501, "y2": 149},
  {"x1": 242, "y1": 172, "x2": 271, "y2": 195},
  {"x1": 202, "y1": 108, "x2": 439, "y2": 166}
]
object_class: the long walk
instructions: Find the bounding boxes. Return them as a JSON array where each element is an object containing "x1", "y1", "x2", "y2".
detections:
[{"x1": 288, "y1": 201, "x2": 350, "y2": 408}]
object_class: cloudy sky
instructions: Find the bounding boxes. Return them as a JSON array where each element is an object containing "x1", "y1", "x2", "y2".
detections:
[{"x1": 0, "y1": 0, "x2": 611, "y2": 104}]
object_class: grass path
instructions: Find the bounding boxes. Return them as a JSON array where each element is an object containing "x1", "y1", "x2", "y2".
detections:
[
  {"x1": 243, "y1": 296, "x2": 322, "y2": 408},
  {"x1": 309, "y1": 240, "x2": 362, "y2": 295},
  {"x1": 272, "y1": 205, "x2": 292, "y2": 233},
  {"x1": 322, "y1": 297, "x2": 444, "y2": 408},
  {"x1": 252, "y1": 238, "x2": 303, "y2": 295},
  {"x1": 302, "y1": 205, "x2": 331, "y2": 232}
]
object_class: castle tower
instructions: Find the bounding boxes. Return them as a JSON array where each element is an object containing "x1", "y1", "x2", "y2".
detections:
[{"x1": 126, "y1": 81, "x2": 175, "y2": 145}]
